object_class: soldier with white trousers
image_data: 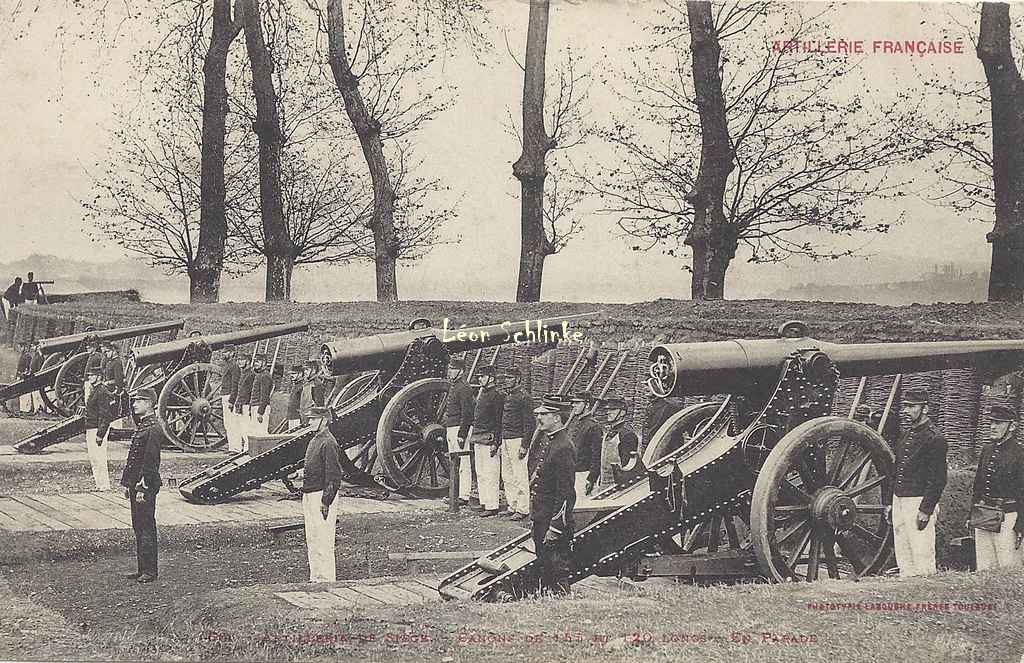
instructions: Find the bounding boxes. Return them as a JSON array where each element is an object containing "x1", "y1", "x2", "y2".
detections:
[
  {"x1": 970, "y1": 404, "x2": 1024, "y2": 570},
  {"x1": 500, "y1": 368, "x2": 535, "y2": 520},
  {"x1": 887, "y1": 388, "x2": 948, "y2": 577},
  {"x1": 83, "y1": 368, "x2": 115, "y2": 490},
  {"x1": 301, "y1": 429, "x2": 342, "y2": 582},
  {"x1": 443, "y1": 359, "x2": 475, "y2": 504},
  {"x1": 470, "y1": 365, "x2": 505, "y2": 516}
]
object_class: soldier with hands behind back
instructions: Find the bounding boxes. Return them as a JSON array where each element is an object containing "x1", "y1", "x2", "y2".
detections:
[{"x1": 471, "y1": 365, "x2": 505, "y2": 516}]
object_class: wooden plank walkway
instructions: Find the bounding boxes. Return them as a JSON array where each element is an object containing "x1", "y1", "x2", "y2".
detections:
[
  {"x1": 272, "y1": 574, "x2": 638, "y2": 610},
  {"x1": 0, "y1": 489, "x2": 441, "y2": 532}
]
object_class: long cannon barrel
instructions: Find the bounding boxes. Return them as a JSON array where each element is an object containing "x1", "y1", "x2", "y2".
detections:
[
  {"x1": 649, "y1": 336, "x2": 1024, "y2": 398},
  {"x1": 37, "y1": 320, "x2": 186, "y2": 355},
  {"x1": 131, "y1": 321, "x2": 310, "y2": 367},
  {"x1": 320, "y1": 313, "x2": 597, "y2": 376}
]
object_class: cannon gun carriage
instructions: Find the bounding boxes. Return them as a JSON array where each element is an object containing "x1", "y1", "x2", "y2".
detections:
[{"x1": 439, "y1": 321, "x2": 1024, "y2": 600}]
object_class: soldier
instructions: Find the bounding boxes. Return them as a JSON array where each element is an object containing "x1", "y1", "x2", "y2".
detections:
[
  {"x1": 970, "y1": 404, "x2": 1024, "y2": 570},
  {"x1": 887, "y1": 388, "x2": 948, "y2": 577},
  {"x1": 102, "y1": 342, "x2": 125, "y2": 393},
  {"x1": 83, "y1": 337, "x2": 105, "y2": 404},
  {"x1": 644, "y1": 395, "x2": 687, "y2": 443},
  {"x1": 219, "y1": 346, "x2": 242, "y2": 452},
  {"x1": 2, "y1": 277, "x2": 22, "y2": 314},
  {"x1": 471, "y1": 365, "x2": 505, "y2": 516},
  {"x1": 529, "y1": 395, "x2": 577, "y2": 595},
  {"x1": 567, "y1": 391, "x2": 604, "y2": 497},
  {"x1": 249, "y1": 353, "x2": 274, "y2": 438},
  {"x1": 120, "y1": 388, "x2": 166, "y2": 583},
  {"x1": 443, "y1": 358, "x2": 475, "y2": 506},
  {"x1": 597, "y1": 397, "x2": 640, "y2": 486},
  {"x1": 286, "y1": 364, "x2": 306, "y2": 430},
  {"x1": 20, "y1": 272, "x2": 39, "y2": 305},
  {"x1": 233, "y1": 354, "x2": 254, "y2": 449},
  {"x1": 500, "y1": 367, "x2": 535, "y2": 521},
  {"x1": 301, "y1": 428, "x2": 343, "y2": 582},
  {"x1": 27, "y1": 341, "x2": 47, "y2": 414},
  {"x1": 83, "y1": 366, "x2": 114, "y2": 491},
  {"x1": 15, "y1": 341, "x2": 31, "y2": 415}
]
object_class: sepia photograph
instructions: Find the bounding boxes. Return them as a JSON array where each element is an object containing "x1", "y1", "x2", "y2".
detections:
[{"x1": 0, "y1": 0, "x2": 1023, "y2": 661}]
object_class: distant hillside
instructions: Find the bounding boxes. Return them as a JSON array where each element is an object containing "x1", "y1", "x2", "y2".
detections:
[{"x1": 770, "y1": 264, "x2": 989, "y2": 305}]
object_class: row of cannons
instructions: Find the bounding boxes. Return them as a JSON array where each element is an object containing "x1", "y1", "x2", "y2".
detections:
[{"x1": 6, "y1": 315, "x2": 1024, "y2": 597}]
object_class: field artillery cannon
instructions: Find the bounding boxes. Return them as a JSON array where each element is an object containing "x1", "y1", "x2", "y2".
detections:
[
  {"x1": 439, "y1": 321, "x2": 1024, "y2": 600},
  {"x1": 177, "y1": 314, "x2": 595, "y2": 504},
  {"x1": 13, "y1": 321, "x2": 307, "y2": 454},
  {"x1": 1, "y1": 319, "x2": 184, "y2": 425}
]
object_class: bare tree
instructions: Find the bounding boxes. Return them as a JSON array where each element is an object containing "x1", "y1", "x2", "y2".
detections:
[
  {"x1": 587, "y1": 1, "x2": 926, "y2": 299},
  {"x1": 977, "y1": 2, "x2": 1024, "y2": 302}
]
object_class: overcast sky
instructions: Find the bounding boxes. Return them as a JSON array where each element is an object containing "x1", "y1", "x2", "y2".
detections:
[{"x1": 0, "y1": 1, "x2": 1006, "y2": 302}]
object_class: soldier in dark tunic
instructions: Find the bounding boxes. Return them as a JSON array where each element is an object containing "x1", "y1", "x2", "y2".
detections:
[
  {"x1": 302, "y1": 428, "x2": 343, "y2": 582},
  {"x1": 529, "y1": 395, "x2": 576, "y2": 595},
  {"x1": 971, "y1": 404, "x2": 1024, "y2": 569},
  {"x1": 500, "y1": 368, "x2": 535, "y2": 520},
  {"x1": 84, "y1": 367, "x2": 115, "y2": 490},
  {"x1": 102, "y1": 343, "x2": 125, "y2": 392},
  {"x1": 233, "y1": 354, "x2": 254, "y2": 448},
  {"x1": 120, "y1": 388, "x2": 166, "y2": 583},
  {"x1": 887, "y1": 387, "x2": 948, "y2": 577},
  {"x1": 286, "y1": 364, "x2": 306, "y2": 429},
  {"x1": 597, "y1": 397, "x2": 640, "y2": 486},
  {"x1": 15, "y1": 342, "x2": 32, "y2": 415},
  {"x1": 219, "y1": 346, "x2": 242, "y2": 451},
  {"x1": 567, "y1": 391, "x2": 604, "y2": 496},
  {"x1": 27, "y1": 341, "x2": 47, "y2": 414},
  {"x1": 444, "y1": 358, "x2": 475, "y2": 504},
  {"x1": 83, "y1": 337, "x2": 106, "y2": 405},
  {"x1": 249, "y1": 353, "x2": 274, "y2": 437},
  {"x1": 471, "y1": 365, "x2": 505, "y2": 515}
]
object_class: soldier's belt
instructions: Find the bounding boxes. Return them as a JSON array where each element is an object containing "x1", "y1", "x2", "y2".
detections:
[{"x1": 977, "y1": 497, "x2": 1019, "y2": 511}]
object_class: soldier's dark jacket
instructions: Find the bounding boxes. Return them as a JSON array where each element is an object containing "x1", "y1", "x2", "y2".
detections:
[
  {"x1": 894, "y1": 418, "x2": 948, "y2": 515},
  {"x1": 84, "y1": 382, "x2": 116, "y2": 437},
  {"x1": 444, "y1": 378, "x2": 475, "y2": 440},
  {"x1": 103, "y1": 355, "x2": 125, "y2": 391},
  {"x1": 16, "y1": 349, "x2": 30, "y2": 377},
  {"x1": 120, "y1": 415, "x2": 165, "y2": 492},
  {"x1": 973, "y1": 439, "x2": 1024, "y2": 534},
  {"x1": 85, "y1": 350, "x2": 106, "y2": 376},
  {"x1": 249, "y1": 369, "x2": 273, "y2": 415},
  {"x1": 644, "y1": 396, "x2": 686, "y2": 442},
  {"x1": 529, "y1": 427, "x2": 576, "y2": 534},
  {"x1": 29, "y1": 348, "x2": 43, "y2": 373},
  {"x1": 287, "y1": 380, "x2": 304, "y2": 420},
  {"x1": 471, "y1": 386, "x2": 505, "y2": 445},
  {"x1": 607, "y1": 423, "x2": 640, "y2": 467},
  {"x1": 221, "y1": 358, "x2": 241, "y2": 402},
  {"x1": 234, "y1": 368, "x2": 254, "y2": 411},
  {"x1": 501, "y1": 388, "x2": 536, "y2": 442},
  {"x1": 569, "y1": 416, "x2": 604, "y2": 479}
]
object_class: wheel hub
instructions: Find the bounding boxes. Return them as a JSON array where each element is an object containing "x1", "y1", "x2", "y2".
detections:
[
  {"x1": 810, "y1": 486, "x2": 857, "y2": 531},
  {"x1": 421, "y1": 422, "x2": 447, "y2": 446},
  {"x1": 190, "y1": 397, "x2": 211, "y2": 418}
]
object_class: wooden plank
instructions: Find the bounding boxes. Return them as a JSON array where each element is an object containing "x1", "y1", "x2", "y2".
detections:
[
  {"x1": 373, "y1": 583, "x2": 433, "y2": 604},
  {"x1": 325, "y1": 586, "x2": 385, "y2": 606},
  {"x1": 61, "y1": 493, "x2": 135, "y2": 526},
  {"x1": 30, "y1": 495, "x2": 122, "y2": 530},
  {"x1": 0, "y1": 497, "x2": 63, "y2": 531},
  {"x1": 351, "y1": 583, "x2": 417, "y2": 606},
  {"x1": 227, "y1": 498, "x2": 293, "y2": 519},
  {"x1": 411, "y1": 576, "x2": 443, "y2": 590},
  {"x1": 0, "y1": 508, "x2": 24, "y2": 529},
  {"x1": 388, "y1": 550, "x2": 491, "y2": 561},
  {"x1": 7, "y1": 496, "x2": 82, "y2": 529},
  {"x1": 274, "y1": 591, "x2": 348, "y2": 611},
  {"x1": 393, "y1": 581, "x2": 441, "y2": 602}
]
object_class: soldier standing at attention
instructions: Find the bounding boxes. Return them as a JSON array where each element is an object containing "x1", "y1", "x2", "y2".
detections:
[
  {"x1": 102, "y1": 343, "x2": 125, "y2": 392},
  {"x1": 120, "y1": 388, "x2": 166, "y2": 583},
  {"x1": 234, "y1": 354, "x2": 254, "y2": 449},
  {"x1": 887, "y1": 388, "x2": 948, "y2": 577},
  {"x1": 529, "y1": 395, "x2": 576, "y2": 595},
  {"x1": 19, "y1": 272, "x2": 39, "y2": 305},
  {"x1": 444, "y1": 358, "x2": 475, "y2": 506},
  {"x1": 83, "y1": 337, "x2": 106, "y2": 404},
  {"x1": 28, "y1": 341, "x2": 47, "y2": 415},
  {"x1": 970, "y1": 404, "x2": 1024, "y2": 569},
  {"x1": 219, "y1": 346, "x2": 241, "y2": 452},
  {"x1": 301, "y1": 428, "x2": 343, "y2": 582},
  {"x1": 249, "y1": 353, "x2": 274, "y2": 438},
  {"x1": 568, "y1": 391, "x2": 604, "y2": 496},
  {"x1": 500, "y1": 368, "x2": 535, "y2": 521},
  {"x1": 471, "y1": 365, "x2": 505, "y2": 516},
  {"x1": 286, "y1": 364, "x2": 306, "y2": 430},
  {"x1": 84, "y1": 366, "x2": 114, "y2": 491}
]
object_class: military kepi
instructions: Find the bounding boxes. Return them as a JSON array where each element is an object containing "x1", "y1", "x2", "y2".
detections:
[
  {"x1": 989, "y1": 404, "x2": 1016, "y2": 422},
  {"x1": 534, "y1": 394, "x2": 573, "y2": 414},
  {"x1": 133, "y1": 387, "x2": 158, "y2": 403},
  {"x1": 902, "y1": 388, "x2": 929, "y2": 405}
]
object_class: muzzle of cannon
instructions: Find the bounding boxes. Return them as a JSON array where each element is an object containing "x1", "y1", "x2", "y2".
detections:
[
  {"x1": 439, "y1": 320, "x2": 1024, "y2": 600},
  {"x1": 178, "y1": 314, "x2": 595, "y2": 503},
  {"x1": 38, "y1": 319, "x2": 185, "y2": 357}
]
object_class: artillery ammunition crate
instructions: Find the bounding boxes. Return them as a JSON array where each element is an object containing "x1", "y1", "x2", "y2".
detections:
[{"x1": 247, "y1": 434, "x2": 294, "y2": 457}]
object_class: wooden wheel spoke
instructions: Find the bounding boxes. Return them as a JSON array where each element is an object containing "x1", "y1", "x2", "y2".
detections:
[
  {"x1": 434, "y1": 392, "x2": 449, "y2": 422},
  {"x1": 353, "y1": 439, "x2": 375, "y2": 461},
  {"x1": 411, "y1": 450, "x2": 429, "y2": 485},
  {"x1": 786, "y1": 527, "x2": 813, "y2": 568},
  {"x1": 827, "y1": 440, "x2": 851, "y2": 485},
  {"x1": 390, "y1": 428, "x2": 419, "y2": 440},
  {"x1": 391, "y1": 439, "x2": 422, "y2": 455},
  {"x1": 838, "y1": 454, "x2": 872, "y2": 489},
  {"x1": 774, "y1": 504, "x2": 809, "y2": 515},
  {"x1": 399, "y1": 448, "x2": 424, "y2": 473},
  {"x1": 795, "y1": 456, "x2": 819, "y2": 491},
  {"x1": 845, "y1": 474, "x2": 886, "y2": 499},
  {"x1": 806, "y1": 536, "x2": 821, "y2": 581},
  {"x1": 849, "y1": 522, "x2": 884, "y2": 546},
  {"x1": 779, "y1": 479, "x2": 813, "y2": 504},
  {"x1": 854, "y1": 504, "x2": 886, "y2": 515},
  {"x1": 776, "y1": 520, "x2": 809, "y2": 546},
  {"x1": 428, "y1": 452, "x2": 439, "y2": 486}
]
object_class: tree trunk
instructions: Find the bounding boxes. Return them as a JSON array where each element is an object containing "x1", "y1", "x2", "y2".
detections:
[
  {"x1": 978, "y1": 2, "x2": 1024, "y2": 302},
  {"x1": 266, "y1": 254, "x2": 294, "y2": 301},
  {"x1": 683, "y1": 0, "x2": 736, "y2": 301},
  {"x1": 193, "y1": 0, "x2": 242, "y2": 304},
  {"x1": 240, "y1": 0, "x2": 292, "y2": 302},
  {"x1": 325, "y1": 0, "x2": 399, "y2": 303},
  {"x1": 512, "y1": 0, "x2": 555, "y2": 303}
]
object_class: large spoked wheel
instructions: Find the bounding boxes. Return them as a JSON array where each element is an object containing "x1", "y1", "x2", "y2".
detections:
[
  {"x1": 641, "y1": 402, "x2": 721, "y2": 469},
  {"x1": 38, "y1": 353, "x2": 67, "y2": 416},
  {"x1": 750, "y1": 417, "x2": 894, "y2": 583},
  {"x1": 128, "y1": 364, "x2": 163, "y2": 393},
  {"x1": 330, "y1": 372, "x2": 379, "y2": 411},
  {"x1": 157, "y1": 362, "x2": 227, "y2": 452},
  {"x1": 54, "y1": 352, "x2": 88, "y2": 413},
  {"x1": 375, "y1": 378, "x2": 452, "y2": 496}
]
